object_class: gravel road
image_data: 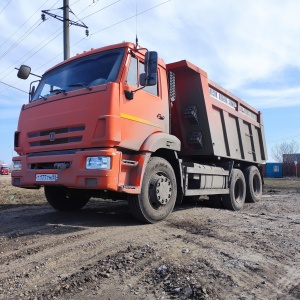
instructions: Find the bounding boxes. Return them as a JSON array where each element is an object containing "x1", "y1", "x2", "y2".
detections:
[{"x1": 0, "y1": 175, "x2": 299, "y2": 299}]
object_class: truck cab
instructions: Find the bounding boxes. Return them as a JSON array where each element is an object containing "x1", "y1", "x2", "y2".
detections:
[{"x1": 12, "y1": 43, "x2": 180, "y2": 216}]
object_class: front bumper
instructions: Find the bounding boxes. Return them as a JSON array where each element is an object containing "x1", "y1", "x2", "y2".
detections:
[{"x1": 11, "y1": 148, "x2": 121, "y2": 191}]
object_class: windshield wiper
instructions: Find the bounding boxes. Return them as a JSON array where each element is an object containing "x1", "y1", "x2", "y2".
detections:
[
  {"x1": 39, "y1": 95, "x2": 48, "y2": 100},
  {"x1": 68, "y1": 83, "x2": 92, "y2": 91},
  {"x1": 51, "y1": 88, "x2": 67, "y2": 95}
]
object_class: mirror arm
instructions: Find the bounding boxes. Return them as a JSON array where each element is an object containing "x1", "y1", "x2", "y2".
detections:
[
  {"x1": 132, "y1": 85, "x2": 146, "y2": 93},
  {"x1": 124, "y1": 86, "x2": 146, "y2": 100},
  {"x1": 14, "y1": 68, "x2": 42, "y2": 79}
]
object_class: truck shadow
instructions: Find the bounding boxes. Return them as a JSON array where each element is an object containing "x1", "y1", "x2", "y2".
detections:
[
  {"x1": 176, "y1": 197, "x2": 222, "y2": 210},
  {"x1": 0, "y1": 198, "x2": 218, "y2": 239},
  {"x1": 0, "y1": 200, "x2": 142, "y2": 239}
]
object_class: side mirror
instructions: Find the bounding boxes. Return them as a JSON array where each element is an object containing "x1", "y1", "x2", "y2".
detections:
[
  {"x1": 17, "y1": 65, "x2": 31, "y2": 80},
  {"x1": 141, "y1": 51, "x2": 158, "y2": 86}
]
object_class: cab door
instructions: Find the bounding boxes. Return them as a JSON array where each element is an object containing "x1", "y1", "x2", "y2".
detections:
[{"x1": 119, "y1": 53, "x2": 169, "y2": 150}]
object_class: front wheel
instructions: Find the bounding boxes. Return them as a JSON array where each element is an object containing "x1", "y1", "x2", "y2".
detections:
[
  {"x1": 128, "y1": 157, "x2": 177, "y2": 223},
  {"x1": 222, "y1": 169, "x2": 246, "y2": 211},
  {"x1": 44, "y1": 186, "x2": 90, "y2": 211}
]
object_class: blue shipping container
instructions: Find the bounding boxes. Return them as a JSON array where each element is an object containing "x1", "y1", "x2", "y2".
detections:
[{"x1": 265, "y1": 163, "x2": 282, "y2": 178}]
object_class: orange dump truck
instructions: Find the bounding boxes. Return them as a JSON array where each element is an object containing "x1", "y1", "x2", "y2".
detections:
[{"x1": 12, "y1": 42, "x2": 267, "y2": 223}]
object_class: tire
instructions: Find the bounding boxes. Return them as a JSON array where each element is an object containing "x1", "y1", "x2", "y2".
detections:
[
  {"x1": 44, "y1": 186, "x2": 90, "y2": 211},
  {"x1": 222, "y1": 169, "x2": 246, "y2": 211},
  {"x1": 244, "y1": 166, "x2": 262, "y2": 203},
  {"x1": 127, "y1": 157, "x2": 177, "y2": 223}
]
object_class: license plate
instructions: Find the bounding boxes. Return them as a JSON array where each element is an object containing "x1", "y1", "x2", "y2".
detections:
[{"x1": 36, "y1": 174, "x2": 58, "y2": 182}]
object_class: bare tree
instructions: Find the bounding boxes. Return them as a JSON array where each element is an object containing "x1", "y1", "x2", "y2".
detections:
[{"x1": 271, "y1": 140, "x2": 299, "y2": 162}]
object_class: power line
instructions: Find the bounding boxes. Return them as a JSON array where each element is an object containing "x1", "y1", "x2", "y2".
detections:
[
  {"x1": 81, "y1": 0, "x2": 121, "y2": 21},
  {"x1": 0, "y1": 0, "x2": 13, "y2": 16},
  {"x1": 70, "y1": 0, "x2": 99, "y2": 17},
  {"x1": 71, "y1": 0, "x2": 82, "y2": 5},
  {"x1": 0, "y1": 29, "x2": 63, "y2": 82},
  {"x1": 0, "y1": 1, "x2": 67, "y2": 75},
  {"x1": 0, "y1": 1, "x2": 113, "y2": 89},
  {"x1": 0, "y1": 0, "x2": 61, "y2": 62},
  {"x1": 0, "y1": 0, "x2": 60, "y2": 74},
  {"x1": 0, "y1": 80, "x2": 27, "y2": 94},
  {"x1": 0, "y1": 0, "x2": 51, "y2": 50},
  {"x1": 35, "y1": 0, "x2": 172, "y2": 70},
  {"x1": 4, "y1": 0, "x2": 121, "y2": 71},
  {"x1": 0, "y1": 29, "x2": 63, "y2": 94},
  {"x1": 0, "y1": 0, "x2": 119, "y2": 72},
  {"x1": 36, "y1": 52, "x2": 62, "y2": 72},
  {"x1": 78, "y1": 0, "x2": 172, "y2": 41},
  {"x1": 21, "y1": 30, "x2": 63, "y2": 64},
  {"x1": 0, "y1": 19, "x2": 43, "y2": 61},
  {"x1": 0, "y1": 0, "x2": 172, "y2": 95}
]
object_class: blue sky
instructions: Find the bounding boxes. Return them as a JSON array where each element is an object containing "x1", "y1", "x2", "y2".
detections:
[{"x1": 0, "y1": 0, "x2": 300, "y2": 164}]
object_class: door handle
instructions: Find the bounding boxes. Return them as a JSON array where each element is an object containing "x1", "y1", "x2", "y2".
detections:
[{"x1": 157, "y1": 114, "x2": 165, "y2": 120}]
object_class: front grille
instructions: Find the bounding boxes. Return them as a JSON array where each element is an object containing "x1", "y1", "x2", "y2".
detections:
[
  {"x1": 30, "y1": 162, "x2": 71, "y2": 170},
  {"x1": 28, "y1": 125, "x2": 85, "y2": 147},
  {"x1": 30, "y1": 137, "x2": 82, "y2": 147},
  {"x1": 28, "y1": 125, "x2": 85, "y2": 138},
  {"x1": 28, "y1": 149, "x2": 78, "y2": 157}
]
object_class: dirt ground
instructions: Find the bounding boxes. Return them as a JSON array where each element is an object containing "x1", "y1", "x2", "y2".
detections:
[{"x1": 0, "y1": 175, "x2": 299, "y2": 300}]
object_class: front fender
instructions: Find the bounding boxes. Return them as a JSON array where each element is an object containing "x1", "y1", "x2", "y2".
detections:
[{"x1": 140, "y1": 132, "x2": 181, "y2": 152}]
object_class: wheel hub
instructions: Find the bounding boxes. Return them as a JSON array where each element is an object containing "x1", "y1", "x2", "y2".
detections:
[{"x1": 150, "y1": 174, "x2": 172, "y2": 205}]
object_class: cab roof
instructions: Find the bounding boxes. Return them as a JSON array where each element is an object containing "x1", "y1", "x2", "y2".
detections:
[{"x1": 45, "y1": 42, "x2": 165, "y2": 74}]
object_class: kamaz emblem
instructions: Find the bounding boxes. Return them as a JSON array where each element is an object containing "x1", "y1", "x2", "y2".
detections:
[{"x1": 49, "y1": 132, "x2": 55, "y2": 141}]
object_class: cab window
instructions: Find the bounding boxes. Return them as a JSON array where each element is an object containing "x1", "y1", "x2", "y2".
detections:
[
  {"x1": 126, "y1": 56, "x2": 138, "y2": 87},
  {"x1": 126, "y1": 56, "x2": 158, "y2": 96}
]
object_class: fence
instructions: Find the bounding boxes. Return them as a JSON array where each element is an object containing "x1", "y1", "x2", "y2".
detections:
[{"x1": 282, "y1": 162, "x2": 300, "y2": 177}]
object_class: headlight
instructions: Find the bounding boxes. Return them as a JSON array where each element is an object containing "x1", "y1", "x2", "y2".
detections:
[
  {"x1": 86, "y1": 156, "x2": 111, "y2": 170},
  {"x1": 12, "y1": 161, "x2": 22, "y2": 171}
]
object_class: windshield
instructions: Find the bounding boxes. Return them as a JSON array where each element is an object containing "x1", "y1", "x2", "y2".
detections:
[{"x1": 32, "y1": 48, "x2": 124, "y2": 101}]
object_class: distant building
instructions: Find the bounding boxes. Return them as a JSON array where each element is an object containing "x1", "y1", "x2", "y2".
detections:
[
  {"x1": 282, "y1": 153, "x2": 300, "y2": 177},
  {"x1": 264, "y1": 163, "x2": 282, "y2": 178},
  {"x1": 283, "y1": 153, "x2": 300, "y2": 163}
]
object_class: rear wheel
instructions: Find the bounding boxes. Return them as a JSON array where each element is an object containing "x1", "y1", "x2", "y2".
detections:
[
  {"x1": 44, "y1": 186, "x2": 90, "y2": 211},
  {"x1": 244, "y1": 166, "x2": 262, "y2": 203},
  {"x1": 128, "y1": 157, "x2": 177, "y2": 223},
  {"x1": 222, "y1": 169, "x2": 246, "y2": 211}
]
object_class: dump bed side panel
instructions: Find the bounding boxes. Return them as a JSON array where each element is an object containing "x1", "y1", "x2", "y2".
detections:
[
  {"x1": 168, "y1": 61, "x2": 214, "y2": 156},
  {"x1": 167, "y1": 60, "x2": 267, "y2": 164}
]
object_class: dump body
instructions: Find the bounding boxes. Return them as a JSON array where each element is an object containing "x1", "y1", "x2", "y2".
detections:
[{"x1": 167, "y1": 60, "x2": 267, "y2": 164}]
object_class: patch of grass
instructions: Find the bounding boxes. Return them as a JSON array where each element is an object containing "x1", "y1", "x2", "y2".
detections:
[
  {"x1": 0, "y1": 175, "x2": 45, "y2": 205},
  {"x1": 264, "y1": 177, "x2": 300, "y2": 190}
]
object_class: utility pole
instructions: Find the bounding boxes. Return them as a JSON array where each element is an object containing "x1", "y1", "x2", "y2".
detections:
[
  {"x1": 63, "y1": 0, "x2": 70, "y2": 60},
  {"x1": 42, "y1": 1, "x2": 88, "y2": 61}
]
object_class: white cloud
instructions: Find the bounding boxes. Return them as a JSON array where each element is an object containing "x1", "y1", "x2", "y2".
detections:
[
  {"x1": 243, "y1": 86, "x2": 300, "y2": 109},
  {"x1": 153, "y1": 1, "x2": 300, "y2": 92},
  {"x1": 1, "y1": 0, "x2": 300, "y2": 110}
]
